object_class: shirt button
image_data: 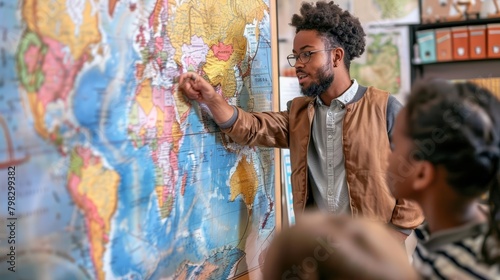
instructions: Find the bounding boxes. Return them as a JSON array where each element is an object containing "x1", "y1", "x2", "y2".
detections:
[
  {"x1": 328, "y1": 189, "x2": 333, "y2": 196},
  {"x1": 328, "y1": 134, "x2": 333, "y2": 139}
]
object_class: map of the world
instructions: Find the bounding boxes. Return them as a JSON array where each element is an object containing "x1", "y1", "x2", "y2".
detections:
[{"x1": 0, "y1": 0, "x2": 276, "y2": 279}]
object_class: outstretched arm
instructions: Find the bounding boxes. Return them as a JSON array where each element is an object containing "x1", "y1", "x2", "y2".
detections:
[{"x1": 178, "y1": 72, "x2": 235, "y2": 125}]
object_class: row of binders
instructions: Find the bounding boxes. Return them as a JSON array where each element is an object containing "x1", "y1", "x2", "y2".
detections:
[{"x1": 416, "y1": 24, "x2": 500, "y2": 63}]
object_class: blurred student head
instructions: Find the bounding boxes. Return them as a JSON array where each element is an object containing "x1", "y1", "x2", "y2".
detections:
[
  {"x1": 387, "y1": 79, "x2": 500, "y2": 264},
  {"x1": 262, "y1": 211, "x2": 418, "y2": 280}
]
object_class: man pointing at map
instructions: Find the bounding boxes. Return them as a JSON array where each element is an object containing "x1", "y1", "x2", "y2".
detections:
[{"x1": 178, "y1": 1, "x2": 423, "y2": 242}]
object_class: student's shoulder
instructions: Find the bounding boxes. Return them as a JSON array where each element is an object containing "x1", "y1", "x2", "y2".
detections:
[
  {"x1": 387, "y1": 94, "x2": 402, "y2": 111},
  {"x1": 359, "y1": 86, "x2": 391, "y2": 102},
  {"x1": 414, "y1": 235, "x2": 499, "y2": 280},
  {"x1": 360, "y1": 86, "x2": 401, "y2": 110},
  {"x1": 364, "y1": 85, "x2": 390, "y2": 96}
]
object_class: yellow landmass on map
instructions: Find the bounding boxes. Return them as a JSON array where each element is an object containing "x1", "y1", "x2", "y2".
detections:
[
  {"x1": 229, "y1": 155, "x2": 258, "y2": 207},
  {"x1": 88, "y1": 220, "x2": 106, "y2": 280},
  {"x1": 73, "y1": 152, "x2": 119, "y2": 280},
  {"x1": 155, "y1": 185, "x2": 164, "y2": 207},
  {"x1": 27, "y1": 93, "x2": 48, "y2": 139},
  {"x1": 173, "y1": 89, "x2": 190, "y2": 122},
  {"x1": 135, "y1": 79, "x2": 154, "y2": 115},
  {"x1": 22, "y1": 0, "x2": 101, "y2": 60},
  {"x1": 155, "y1": 184, "x2": 174, "y2": 217},
  {"x1": 78, "y1": 161, "x2": 119, "y2": 234},
  {"x1": 167, "y1": 0, "x2": 267, "y2": 97},
  {"x1": 203, "y1": 52, "x2": 240, "y2": 98},
  {"x1": 156, "y1": 105, "x2": 165, "y2": 137},
  {"x1": 172, "y1": 121, "x2": 182, "y2": 153}
]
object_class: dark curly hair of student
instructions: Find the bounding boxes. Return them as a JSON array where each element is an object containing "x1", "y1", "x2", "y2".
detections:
[
  {"x1": 405, "y1": 79, "x2": 500, "y2": 265},
  {"x1": 290, "y1": 1, "x2": 366, "y2": 69}
]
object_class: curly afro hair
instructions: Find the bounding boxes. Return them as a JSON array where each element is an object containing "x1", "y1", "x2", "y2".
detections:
[{"x1": 290, "y1": 1, "x2": 366, "y2": 69}]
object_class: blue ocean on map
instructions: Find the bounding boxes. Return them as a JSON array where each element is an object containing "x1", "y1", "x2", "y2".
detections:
[{"x1": 0, "y1": 1, "x2": 275, "y2": 279}]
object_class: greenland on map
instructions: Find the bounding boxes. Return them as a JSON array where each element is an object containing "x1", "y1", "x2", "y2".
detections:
[{"x1": 0, "y1": 0, "x2": 277, "y2": 279}]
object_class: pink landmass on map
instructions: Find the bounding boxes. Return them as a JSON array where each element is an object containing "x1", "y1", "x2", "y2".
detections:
[
  {"x1": 182, "y1": 36, "x2": 209, "y2": 67},
  {"x1": 211, "y1": 42, "x2": 233, "y2": 61},
  {"x1": 38, "y1": 36, "x2": 87, "y2": 107},
  {"x1": 24, "y1": 45, "x2": 42, "y2": 74}
]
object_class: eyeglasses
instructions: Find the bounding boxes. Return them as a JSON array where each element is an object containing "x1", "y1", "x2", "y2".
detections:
[{"x1": 286, "y1": 49, "x2": 335, "y2": 67}]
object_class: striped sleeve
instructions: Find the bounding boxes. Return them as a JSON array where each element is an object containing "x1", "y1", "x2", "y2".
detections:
[{"x1": 413, "y1": 237, "x2": 500, "y2": 279}]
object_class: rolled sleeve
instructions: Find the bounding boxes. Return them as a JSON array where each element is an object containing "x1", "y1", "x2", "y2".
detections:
[
  {"x1": 217, "y1": 106, "x2": 238, "y2": 129},
  {"x1": 390, "y1": 198, "x2": 424, "y2": 230}
]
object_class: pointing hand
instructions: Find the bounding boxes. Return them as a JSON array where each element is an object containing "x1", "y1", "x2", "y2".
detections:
[{"x1": 177, "y1": 72, "x2": 217, "y2": 104}]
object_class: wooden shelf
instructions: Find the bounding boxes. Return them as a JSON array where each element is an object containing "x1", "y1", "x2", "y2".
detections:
[
  {"x1": 412, "y1": 59, "x2": 500, "y2": 82},
  {"x1": 409, "y1": 0, "x2": 500, "y2": 84},
  {"x1": 407, "y1": 1, "x2": 500, "y2": 85},
  {"x1": 412, "y1": 57, "x2": 500, "y2": 66},
  {"x1": 412, "y1": 17, "x2": 500, "y2": 31}
]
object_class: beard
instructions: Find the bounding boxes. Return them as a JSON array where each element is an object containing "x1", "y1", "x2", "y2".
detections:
[{"x1": 300, "y1": 64, "x2": 334, "y2": 97}]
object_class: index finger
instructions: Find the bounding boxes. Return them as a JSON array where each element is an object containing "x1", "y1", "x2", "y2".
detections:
[{"x1": 177, "y1": 72, "x2": 197, "y2": 86}]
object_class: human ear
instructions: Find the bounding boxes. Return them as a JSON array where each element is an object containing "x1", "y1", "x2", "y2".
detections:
[
  {"x1": 333, "y1": 48, "x2": 344, "y2": 67},
  {"x1": 413, "y1": 161, "x2": 435, "y2": 191}
]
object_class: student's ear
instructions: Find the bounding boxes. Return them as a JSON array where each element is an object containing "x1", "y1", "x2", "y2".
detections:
[
  {"x1": 413, "y1": 160, "x2": 435, "y2": 191},
  {"x1": 332, "y1": 48, "x2": 344, "y2": 68}
]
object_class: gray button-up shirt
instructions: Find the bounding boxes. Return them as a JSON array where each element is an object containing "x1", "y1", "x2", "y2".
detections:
[{"x1": 308, "y1": 80, "x2": 359, "y2": 214}]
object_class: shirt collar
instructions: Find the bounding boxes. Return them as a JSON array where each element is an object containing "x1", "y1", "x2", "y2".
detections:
[
  {"x1": 415, "y1": 221, "x2": 488, "y2": 251},
  {"x1": 315, "y1": 79, "x2": 358, "y2": 106}
]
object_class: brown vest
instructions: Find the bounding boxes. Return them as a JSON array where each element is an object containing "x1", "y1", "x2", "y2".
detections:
[
  {"x1": 289, "y1": 87, "x2": 395, "y2": 223},
  {"x1": 342, "y1": 87, "x2": 395, "y2": 221},
  {"x1": 223, "y1": 86, "x2": 423, "y2": 228}
]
